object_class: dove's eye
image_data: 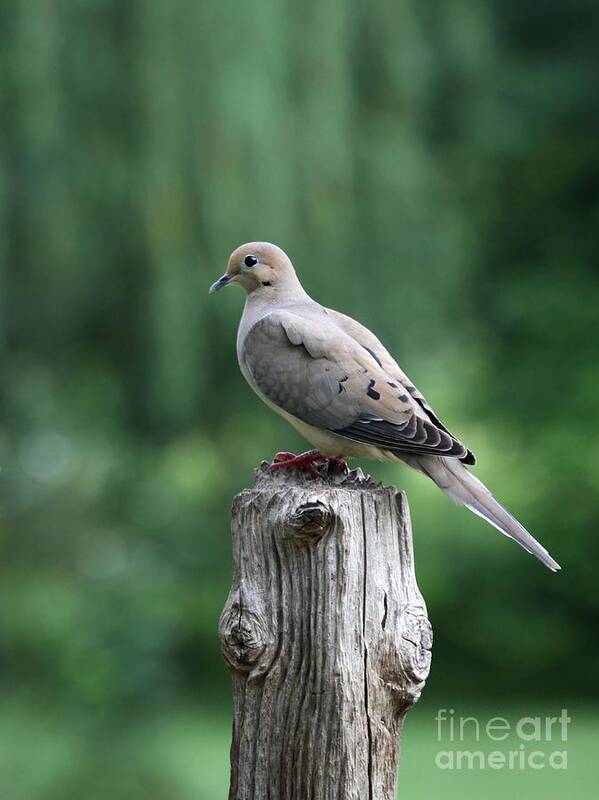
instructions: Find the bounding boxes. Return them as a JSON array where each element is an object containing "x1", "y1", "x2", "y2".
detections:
[{"x1": 243, "y1": 254, "x2": 259, "y2": 268}]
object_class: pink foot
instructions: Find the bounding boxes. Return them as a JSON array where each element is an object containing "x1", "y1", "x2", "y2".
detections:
[
  {"x1": 328, "y1": 456, "x2": 349, "y2": 472},
  {"x1": 270, "y1": 451, "x2": 349, "y2": 478},
  {"x1": 272, "y1": 451, "x2": 299, "y2": 463},
  {"x1": 270, "y1": 449, "x2": 327, "y2": 478}
]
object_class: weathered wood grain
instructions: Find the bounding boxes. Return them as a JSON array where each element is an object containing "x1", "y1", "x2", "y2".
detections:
[{"x1": 219, "y1": 462, "x2": 432, "y2": 800}]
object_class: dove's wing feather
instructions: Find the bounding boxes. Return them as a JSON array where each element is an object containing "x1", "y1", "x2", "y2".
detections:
[
  {"x1": 326, "y1": 307, "x2": 476, "y2": 464},
  {"x1": 241, "y1": 309, "x2": 470, "y2": 459}
]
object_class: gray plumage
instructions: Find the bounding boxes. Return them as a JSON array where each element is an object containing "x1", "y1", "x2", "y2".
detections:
[{"x1": 210, "y1": 241, "x2": 560, "y2": 572}]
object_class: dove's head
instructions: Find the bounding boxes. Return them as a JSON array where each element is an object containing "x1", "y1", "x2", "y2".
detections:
[{"x1": 209, "y1": 242, "x2": 302, "y2": 298}]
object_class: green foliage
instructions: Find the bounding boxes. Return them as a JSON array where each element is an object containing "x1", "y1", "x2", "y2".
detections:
[{"x1": 1, "y1": 0, "x2": 598, "y2": 793}]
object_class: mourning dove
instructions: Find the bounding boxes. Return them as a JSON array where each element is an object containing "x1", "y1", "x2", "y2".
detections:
[{"x1": 210, "y1": 242, "x2": 560, "y2": 571}]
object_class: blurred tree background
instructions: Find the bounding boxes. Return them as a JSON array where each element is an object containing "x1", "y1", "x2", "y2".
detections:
[{"x1": 1, "y1": 0, "x2": 598, "y2": 797}]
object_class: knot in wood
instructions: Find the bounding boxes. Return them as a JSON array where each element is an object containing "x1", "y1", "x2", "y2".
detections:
[
  {"x1": 399, "y1": 606, "x2": 433, "y2": 685},
  {"x1": 220, "y1": 600, "x2": 269, "y2": 672},
  {"x1": 285, "y1": 500, "x2": 333, "y2": 543}
]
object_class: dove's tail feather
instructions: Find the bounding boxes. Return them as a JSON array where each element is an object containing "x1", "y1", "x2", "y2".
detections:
[{"x1": 406, "y1": 455, "x2": 561, "y2": 572}]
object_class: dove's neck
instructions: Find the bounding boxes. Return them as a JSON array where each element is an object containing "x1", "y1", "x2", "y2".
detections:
[
  {"x1": 239, "y1": 276, "x2": 313, "y2": 341},
  {"x1": 245, "y1": 274, "x2": 311, "y2": 312}
]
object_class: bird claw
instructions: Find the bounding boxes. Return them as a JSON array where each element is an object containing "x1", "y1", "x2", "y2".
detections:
[
  {"x1": 270, "y1": 450, "x2": 348, "y2": 478},
  {"x1": 328, "y1": 456, "x2": 349, "y2": 473},
  {"x1": 271, "y1": 450, "x2": 325, "y2": 477},
  {"x1": 272, "y1": 451, "x2": 299, "y2": 463}
]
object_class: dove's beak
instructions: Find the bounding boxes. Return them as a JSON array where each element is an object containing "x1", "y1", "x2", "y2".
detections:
[{"x1": 209, "y1": 273, "x2": 231, "y2": 294}]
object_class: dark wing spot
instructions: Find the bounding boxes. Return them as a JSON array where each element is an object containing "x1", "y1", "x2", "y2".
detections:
[
  {"x1": 406, "y1": 385, "x2": 417, "y2": 394},
  {"x1": 362, "y1": 345, "x2": 383, "y2": 367},
  {"x1": 261, "y1": 281, "x2": 272, "y2": 286},
  {"x1": 367, "y1": 379, "x2": 380, "y2": 401},
  {"x1": 398, "y1": 394, "x2": 409, "y2": 402},
  {"x1": 387, "y1": 382, "x2": 398, "y2": 388},
  {"x1": 337, "y1": 375, "x2": 349, "y2": 394}
]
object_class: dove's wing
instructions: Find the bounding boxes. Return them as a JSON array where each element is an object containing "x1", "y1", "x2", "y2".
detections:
[
  {"x1": 326, "y1": 307, "x2": 476, "y2": 464},
  {"x1": 241, "y1": 309, "x2": 470, "y2": 460}
]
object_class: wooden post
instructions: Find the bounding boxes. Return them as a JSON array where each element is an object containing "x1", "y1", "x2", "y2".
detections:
[{"x1": 219, "y1": 462, "x2": 432, "y2": 800}]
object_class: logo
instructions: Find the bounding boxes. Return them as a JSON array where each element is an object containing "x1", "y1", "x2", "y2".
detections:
[{"x1": 434, "y1": 708, "x2": 570, "y2": 770}]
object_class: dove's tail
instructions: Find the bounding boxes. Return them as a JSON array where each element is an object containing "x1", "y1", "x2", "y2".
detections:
[{"x1": 405, "y1": 455, "x2": 560, "y2": 571}]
